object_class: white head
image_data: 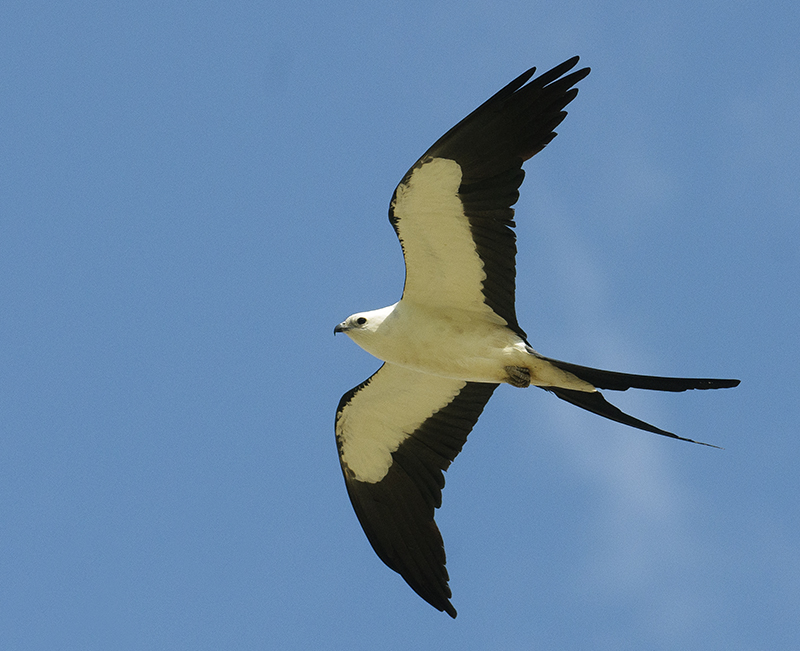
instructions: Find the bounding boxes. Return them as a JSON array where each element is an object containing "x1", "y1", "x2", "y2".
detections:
[{"x1": 334, "y1": 304, "x2": 396, "y2": 342}]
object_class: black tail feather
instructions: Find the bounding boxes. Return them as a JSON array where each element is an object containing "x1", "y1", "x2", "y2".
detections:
[
  {"x1": 548, "y1": 387, "x2": 721, "y2": 448},
  {"x1": 543, "y1": 356, "x2": 740, "y2": 393}
]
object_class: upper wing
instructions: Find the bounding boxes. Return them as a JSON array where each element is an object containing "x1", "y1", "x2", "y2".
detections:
[
  {"x1": 389, "y1": 57, "x2": 591, "y2": 339},
  {"x1": 335, "y1": 363, "x2": 498, "y2": 617}
]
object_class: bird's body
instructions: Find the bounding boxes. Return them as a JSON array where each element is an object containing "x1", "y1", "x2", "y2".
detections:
[
  {"x1": 339, "y1": 302, "x2": 592, "y2": 389},
  {"x1": 333, "y1": 57, "x2": 739, "y2": 617}
]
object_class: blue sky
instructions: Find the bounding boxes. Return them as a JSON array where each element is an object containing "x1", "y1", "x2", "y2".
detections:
[{"x1": 2, "y1": 1, "x2": 798, "y2": 649}]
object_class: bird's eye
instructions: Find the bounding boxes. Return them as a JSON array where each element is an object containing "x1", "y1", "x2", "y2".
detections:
[{"x1": 356, "y1": 317, "x2": 367, "y2": 325}]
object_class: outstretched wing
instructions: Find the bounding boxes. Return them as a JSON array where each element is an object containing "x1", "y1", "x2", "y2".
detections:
[
  {"x1": 335, "y1": 364, "x2": 498, "y2": 617},
  {"x1": 389, "y1": 57, "x2": 591, "y2": 340}
]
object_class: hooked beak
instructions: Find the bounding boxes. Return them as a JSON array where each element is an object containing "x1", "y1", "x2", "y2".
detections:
[{"x1": 334, "y1": 322, "x2": 348, "y2": 335}]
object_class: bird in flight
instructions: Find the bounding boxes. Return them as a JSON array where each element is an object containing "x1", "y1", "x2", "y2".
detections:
[{"x1": 333, "y1": 57, "x2": 739, "y2": 618}]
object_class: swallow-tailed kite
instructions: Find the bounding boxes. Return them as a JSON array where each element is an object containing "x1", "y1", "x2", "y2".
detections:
[{"x1": 333, "y1": 57, "x2": 739, "y2": 617}]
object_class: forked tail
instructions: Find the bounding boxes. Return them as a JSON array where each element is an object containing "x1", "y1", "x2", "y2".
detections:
[{"x1": 541, "y1": 356, "x2": 740, "y2": 447}]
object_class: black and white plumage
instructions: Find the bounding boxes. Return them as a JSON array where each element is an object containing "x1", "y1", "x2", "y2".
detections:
[{"x1": 333, "y1": 57, "x2": 739, "y2": 618}]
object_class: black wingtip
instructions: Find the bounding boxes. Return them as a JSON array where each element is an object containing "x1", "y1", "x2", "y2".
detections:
[{"x1": 533, "y1": 56, "x2": 590, "y2": 88}]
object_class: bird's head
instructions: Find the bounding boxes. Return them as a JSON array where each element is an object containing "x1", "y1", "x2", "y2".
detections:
[{"x1": 334, "y1": 305, "x2": 395, "y2": 341}]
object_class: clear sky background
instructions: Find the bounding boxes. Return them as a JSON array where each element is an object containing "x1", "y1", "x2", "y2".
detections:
[{"x1": 2, "y1": 2, "x2": 798, "y2": 649}]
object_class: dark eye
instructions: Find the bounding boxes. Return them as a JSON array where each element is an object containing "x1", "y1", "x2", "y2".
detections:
[{"x1": 356, "y1": 317, "x2": 367, "y2": 325}]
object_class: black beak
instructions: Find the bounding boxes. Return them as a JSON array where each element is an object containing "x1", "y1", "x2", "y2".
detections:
[{"x1": 334, "y1": 322, "x2": 347, "y2": 335}]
